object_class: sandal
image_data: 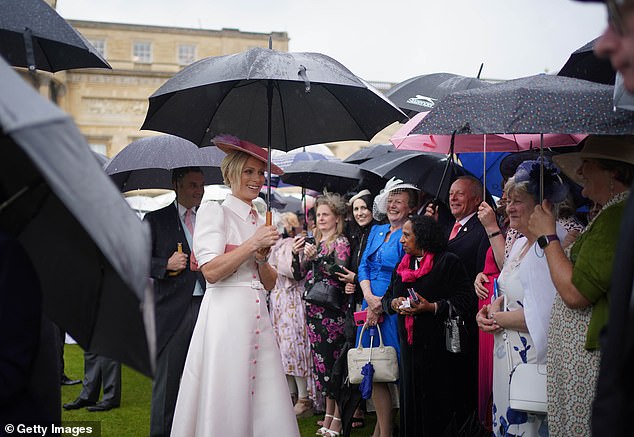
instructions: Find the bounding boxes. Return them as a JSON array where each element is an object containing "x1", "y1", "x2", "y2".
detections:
[
  {"x1": 351, "y1": 416, "x2": 365, "y2": 428},
  {"x1": 316, "y1": 414, "x2": 334, "y2": 435},
  {"x1": 323, "y1": 417, "x2": 341, "y2": 437}
]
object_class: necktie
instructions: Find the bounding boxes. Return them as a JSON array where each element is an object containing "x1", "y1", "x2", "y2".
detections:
[
  {"x1": 185, "y1": 208, "x2": 198, "y2": 271},
  {"x1": 449, "y1": 221, "x2": 462, "y2": 240}
]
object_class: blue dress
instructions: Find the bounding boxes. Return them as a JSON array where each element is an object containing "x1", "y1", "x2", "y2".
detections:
[{"x1": 356, "y1": 224, "x2": 404, "y2": 356}]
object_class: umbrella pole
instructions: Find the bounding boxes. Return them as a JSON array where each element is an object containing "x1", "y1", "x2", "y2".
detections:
[
  {"x1": 539, "y1": 133, "x2": 544, "y2": 204},
  {"x1": 266, "y1": 79, "x2": 273, "y2": 226},
  {"x1": 434, "y1": 132, "x2": 455, "y2": 201},
  {"x1": 483, "y1": 134, "x2": 487, "y2": 202}
]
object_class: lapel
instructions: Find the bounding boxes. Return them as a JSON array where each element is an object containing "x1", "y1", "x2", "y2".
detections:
[
  {"x1": 451, "y1": 214, "x2": 477, "y2": 243},
  {"x1": 364, "y1": 224, "x2": 390, "y2": 259}
]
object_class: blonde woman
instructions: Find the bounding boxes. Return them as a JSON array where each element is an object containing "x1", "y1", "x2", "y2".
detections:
[{"x1": 292, "y1": 193, "x2": 350, "y2": 437}]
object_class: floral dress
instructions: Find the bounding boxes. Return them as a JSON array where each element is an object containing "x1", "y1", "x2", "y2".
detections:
[
  {"x1": 292, "y1": 235, "x2": 350, "y2": 398},
  {"x1": 492, "y1": 239, "x2": 547, "y2": 437}
]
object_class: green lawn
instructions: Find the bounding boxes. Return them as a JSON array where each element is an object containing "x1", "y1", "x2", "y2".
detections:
[{"x1": 62, "y1": 344, "x2": 375, "y2": 436}]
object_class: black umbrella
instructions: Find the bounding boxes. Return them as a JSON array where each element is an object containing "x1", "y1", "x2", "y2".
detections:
[
  {"x1": 359, "y1": 150, "x2": 475, "y2": 204},
  {"x1": 104, "y1": 134, "x2": 225, "y2": 192},
  {"x1": 0, "y1": 57, "x2": 154, "y2": 376},
  {"x1": 142, "y1": 47, "x2": 405, "y2": 150},
  {"x1": 558, "y1": 38, "x2": 615, "y2": 85},
  {"x1": 385, "y1": 72, "x2": 491, "y2": 117},
  {"x1": 0, "y1": 0, "x2": 110, "y2": 73},
  {"x1": 141, "y1": 46, "x2": 405, "y2": 221},
  {"x1": 342, "y1": 143, "x2": 395, "y2": 164},
  {"x1": 281, "y1": 160, "x2": 372, "y2": 194},
  {"x1": 413, "y1": 74, "x2": 634, "y2": 135}
]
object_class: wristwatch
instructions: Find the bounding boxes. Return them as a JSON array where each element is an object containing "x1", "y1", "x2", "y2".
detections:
[{"x1": 537, "y1": 234, "x2": 559, "y2": 249}]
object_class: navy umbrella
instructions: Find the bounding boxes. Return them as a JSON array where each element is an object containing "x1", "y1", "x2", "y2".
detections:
[
  {"x1": 359, "y1": 326, "x2": 378, "y2": 400},
  {"x1": 413, "y1": 74, "x2": 634, "y2": 135},
  {"x1": 0, "y1": 57, "x2": 154, "y2": 376},
  {"x1": 105, "y1": 134, "x2": 225, "y2": 192},
  {"x1": 385, "y1": 72, "x2": 491, "y2": 117},
  {"x1": 0, "y1": 0, "x2": 110, "y2": 73}
]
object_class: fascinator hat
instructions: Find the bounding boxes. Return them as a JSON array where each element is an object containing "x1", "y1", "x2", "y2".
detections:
[
  {"x1": 512, "y1": 157, "x2": 569, "y2": 204},
  {"x1": 347, "y1": 189, "x2": 372, "y2": 206},
  {"x1": 212, "y1": 134, "x2": 284, "y2": 175},
  {"x1": 373, "y1": 177, "x2": 419, "y2": 221}
]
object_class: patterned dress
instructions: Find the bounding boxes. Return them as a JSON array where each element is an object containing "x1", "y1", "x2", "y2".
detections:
[
  {"x1": 547, "y1": 192, "x2": 628, "y2": 437},
  {"x1": 268, "y1": 237, "x2": 312, "y2": 379},
  {"x1": 292, "y1": 235, "x2": 350, "y2": 398}
]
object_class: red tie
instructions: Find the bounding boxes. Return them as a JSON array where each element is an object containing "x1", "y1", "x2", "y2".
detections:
[
  {"x1": 449, "y1": 221, "x2": 462, "y2": 240},
  {"x1": 185, "y1": 208, "x2": 198, "y2": 271}
]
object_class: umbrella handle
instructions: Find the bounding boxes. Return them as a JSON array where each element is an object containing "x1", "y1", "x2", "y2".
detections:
[{"x1": 266, "y1": 211, "x2": 272, "y2": 226}]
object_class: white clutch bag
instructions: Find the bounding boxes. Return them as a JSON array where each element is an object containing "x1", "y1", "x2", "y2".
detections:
[
  {"x1": 347, "y1": 323, "x2": 398, "y2": 384},
  {"x1": 509, "y1": 363, "x2": 547, "y2": 414}
]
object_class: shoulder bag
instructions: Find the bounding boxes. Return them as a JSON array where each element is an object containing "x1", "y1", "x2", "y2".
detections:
[
  {"x1": 347, "y1": 323, "x2": 399, "y2": 384},
  {"x1": 302, "y1": 262, "x2": 344, "y2": 312},
  {"x1": 445, "y1": 301, "x2": 468, "y2": 353},
  {"x1": 509, "y1": 363, "x2": 548, "y2": 414}
]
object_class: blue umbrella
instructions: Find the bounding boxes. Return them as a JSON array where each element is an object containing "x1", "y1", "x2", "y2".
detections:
[{"x1": 359, "y1": 326, "x2": 377, "y2": 400}]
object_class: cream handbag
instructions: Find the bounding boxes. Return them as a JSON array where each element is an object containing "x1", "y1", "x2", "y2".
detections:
[{"x1": 347, "y1": 324, "x2": 399, "y2": 384}]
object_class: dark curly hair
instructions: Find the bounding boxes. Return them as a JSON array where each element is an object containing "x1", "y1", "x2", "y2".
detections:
[{"x1": 408, "y1": 214, "x2": 447, "y2": 254}]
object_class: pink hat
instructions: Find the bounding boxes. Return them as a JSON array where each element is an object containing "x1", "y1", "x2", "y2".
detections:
[{"x1": 212, "y1": 134, "x2": 284, "y2": 175}]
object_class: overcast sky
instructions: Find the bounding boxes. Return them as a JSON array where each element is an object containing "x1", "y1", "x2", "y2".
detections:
[{"x1": 57, "y1": 0, "x2": 607, "y2": 84}]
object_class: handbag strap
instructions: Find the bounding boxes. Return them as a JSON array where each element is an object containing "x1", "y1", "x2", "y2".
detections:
[{"x1": 356, "y1": 322, "x2": 385, "y2": 350}]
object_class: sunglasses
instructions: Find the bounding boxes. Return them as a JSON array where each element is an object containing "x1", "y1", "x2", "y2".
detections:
[{"x1": 607, "y1": 0, "x2": 626, "y2": 36}]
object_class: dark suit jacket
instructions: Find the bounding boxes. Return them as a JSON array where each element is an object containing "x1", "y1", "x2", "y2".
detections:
[
  {"x1": 592, "y1": 193, "x2": 634, "y2": 436},
  {"x1": 446, "y1": 214, "x2": 490, "y2": 282},
  {"x1": 0, "y1": 232, "x2": 60, "y2": 431},
  {"x1": 144, "y1": 204, "x2": 205, "y2": 355}
]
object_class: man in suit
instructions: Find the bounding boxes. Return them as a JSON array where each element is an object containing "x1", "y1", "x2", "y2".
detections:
[
  {"x1": 63, "y1": 352, "x2": 121, "y2": 412},
  {"x1": 145, "y1": 167, "x2": 206, "y2": 437},
  {"x1": 427, "y1": 175, "x2": 489, "y2": 425}
]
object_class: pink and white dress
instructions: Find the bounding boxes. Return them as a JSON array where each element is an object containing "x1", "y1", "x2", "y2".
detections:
[{"x1": 170, "y1": 193, "x2": 299, "y2": 437}]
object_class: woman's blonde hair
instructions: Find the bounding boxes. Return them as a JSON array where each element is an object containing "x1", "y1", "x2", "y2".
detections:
[
  {"x1": 314, "y1": 192, "x2": 347, "y2": 245},
  {"x1": 221, "y1": 150, "x2": 251, "y2": 188}
]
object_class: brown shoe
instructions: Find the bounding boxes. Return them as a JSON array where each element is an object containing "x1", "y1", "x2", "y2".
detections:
[{"x1": 293, "y1": 397, "x2": 314, "y2": 418}]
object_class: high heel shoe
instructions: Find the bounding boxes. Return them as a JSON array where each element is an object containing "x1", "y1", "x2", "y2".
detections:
[
  {"x1": 323, "y1": 417, "x2": 341, "y2": 437},
  {"x1": 316, "y1": 414, "x2": 333, "y2": 436}
]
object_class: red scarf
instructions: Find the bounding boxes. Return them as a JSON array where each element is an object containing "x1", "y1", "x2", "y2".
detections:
[{"x1": 396, "y1": 252, "x2": 435, "y2": 345}]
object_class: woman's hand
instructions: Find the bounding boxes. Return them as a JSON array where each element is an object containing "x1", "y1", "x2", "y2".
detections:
[
  {"x1": 476, "y1": 304, "x2": 501, "y2": 333},
  {"x1": 474, "y1": 272, "x2": 491, "y2": 300},
  {"x1": 255, "y1": 247, "x2": 270, "y2": 263},
  {"x1": 477, "y1": 201, "x2": 499, "y2": 234},
  {"x1": 335, "y1": 266, "x2": 356, "y2": 284},
  {"x1": 303, "y1": 242, "x2": 317, "y2": 260},
  {"x1": 291, "y1": 235, "x2": 305, "y2": 255},
  {"x1": 366, "y1": 294, "x2": 383, "y2": 314},
  {"x1": 390, "y1": 297, "x2": 407, "y2": 313},
  {"x1": 344, "y1": 283, "x2": 356, "y2": 295},
  {"x1": 250, "y1": 225, "x2": 280, "y2": 251},
  {"x1": 528, "y1": 200, "x2": 557, "y2": 237},
  {"x1": 366, "y1": 307, "x2": 382, "y2": 326},
  {"x1": 407, "y1": 293, "x2": 435, "y2": 315}
]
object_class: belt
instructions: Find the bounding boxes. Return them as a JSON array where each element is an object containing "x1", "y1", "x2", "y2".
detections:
[{"x1": 207, "y1": 280, "x2": 264, "y2": 290}]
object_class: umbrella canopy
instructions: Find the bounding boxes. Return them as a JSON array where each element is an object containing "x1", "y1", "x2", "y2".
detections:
[
  {"x1": 413, "y1": 74, "x2": 634, "y2": 135},
  {"x1": 558, "y1": 37, "x2": 615, "y2": 85},
  {"x1": 343, "y1": 143, "x2": 395, "y2": 164},
  {"x1": 393, "y1": 111, "x2": 585, "y2": 153},
  {"x1": 385, "y1": 72, "x2": 491, "y2": 117},
  {"x1": 0, "y1": 57, "x2": 154, "y2": 376},
  {"x1": 272, "y1": 150, "x2": 338, "y2": 169},
  {"x1": 359, "y1": 150, "x2": 477, "y2": 203},
  {"x1": 0, "y1": 0, "x2": 110, "y2": 72},
  {"x1": 141, "y1": 47, "x2": 405, "y2": 151},
  {"x1": 104, "y1": 134, "x2": 225, "y2": 192},
  {"x1": 281, "y1": 160, "x2": 375, "y2": 194}
]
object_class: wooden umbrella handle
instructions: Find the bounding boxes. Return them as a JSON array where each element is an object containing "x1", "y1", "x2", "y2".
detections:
[{"x1": 266, "y1": 211, "x2": 272, "y2": 226}]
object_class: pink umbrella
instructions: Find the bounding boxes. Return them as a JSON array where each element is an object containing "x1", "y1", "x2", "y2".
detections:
[{"x1": 390, "y1": 112, "x2": 586, "y2": 153}]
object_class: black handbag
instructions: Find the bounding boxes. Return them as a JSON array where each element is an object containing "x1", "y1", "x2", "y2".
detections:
[{"x1": 303, "y1": 263, "x2": 344, "y2": 312}]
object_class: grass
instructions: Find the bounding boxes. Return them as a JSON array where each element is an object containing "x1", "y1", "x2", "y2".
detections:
[{"x1": 62, "y1": 344, "x2": 375, "y2": 436}]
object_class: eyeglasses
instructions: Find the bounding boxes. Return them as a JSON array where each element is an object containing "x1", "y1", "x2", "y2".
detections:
[{"x1": 607, "y1": 0, "x2": 626, "y2": 36}]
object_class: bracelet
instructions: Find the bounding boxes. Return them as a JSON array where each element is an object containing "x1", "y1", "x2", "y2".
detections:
[
  {"x1": 487, "y1": 230, "x2": 502, "y2": 239},
  {"x1": 433, "y1": 302, "x2": 438, "y2": 315},
  {"x1": 255, "y1": 255, "x2": 269, "y2": 265}
]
